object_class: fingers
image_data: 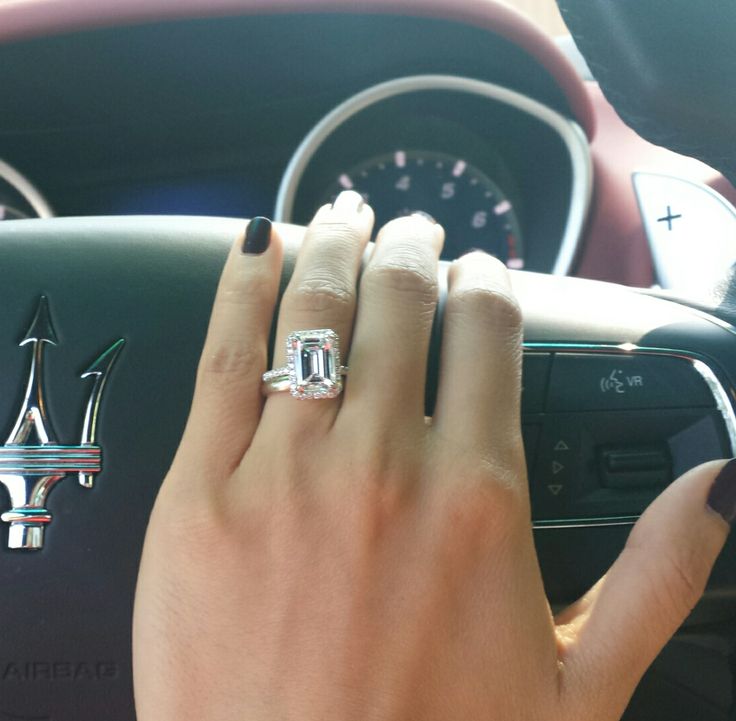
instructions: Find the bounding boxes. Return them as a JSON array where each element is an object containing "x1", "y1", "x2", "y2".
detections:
[
  {"x1": 432, "y1": 252, "x2": 523, "y2": 461},
  {"x1": 341, "y1": 214, "x2": 444, "y2": 423},
  {"x1": 260, "y1": 191, "x2": 373, "y2": 425},
  {"x1": 176, "y1": 218, "x2": 283, "y2": 478},
  {"x1": 559, "y1": 459, "x2": 734, "y2": 712}
]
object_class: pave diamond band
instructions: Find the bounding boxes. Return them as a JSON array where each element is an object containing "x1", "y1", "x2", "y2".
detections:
[
  {"x1": 262, "y1": 329, "x2": 347, "y2": 399},
  {"x1": 261, "y1": 368, "x2": 349, "y2": 395}
]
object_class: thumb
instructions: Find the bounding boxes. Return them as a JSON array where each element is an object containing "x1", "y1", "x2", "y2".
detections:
[{"x1": 558, "y1": 459, "x2": 735, "y2": 711}]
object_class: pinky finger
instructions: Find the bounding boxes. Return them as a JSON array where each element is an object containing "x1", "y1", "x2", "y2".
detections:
[{"x1": 175, "y1": 218, "x2": 283, "y2": 480}]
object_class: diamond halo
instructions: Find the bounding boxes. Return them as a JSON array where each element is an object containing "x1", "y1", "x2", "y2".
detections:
[
  {"x1": 261, "y1": 329, "x2": 347, "y2": 399},
  {"x1": 284, "y1": 329, "x2": 343, "y2": 400}
]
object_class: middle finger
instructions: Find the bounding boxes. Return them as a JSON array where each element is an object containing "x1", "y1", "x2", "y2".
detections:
[{"x1": 341, "y1": 214, "x2": 444, "y2": 424}]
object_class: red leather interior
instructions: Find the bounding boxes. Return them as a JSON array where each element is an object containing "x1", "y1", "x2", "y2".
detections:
[{"x1": 576, "y1": 83, "x2": 735, "y2": 285}]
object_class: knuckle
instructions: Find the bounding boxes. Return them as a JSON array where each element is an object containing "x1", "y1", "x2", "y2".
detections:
[
  {"x1": 626, "y1": 533, "x2": 708, "y2": 623},
  {"x1": 441, "y1": 470, "x2": 525, "y2": 545},
  {"x1": 656, "y1": 546, "x2": 708, "y2": 619},
  {"x1": 364, "y1": 262, "x2": 438, "y2": 304},
  {"x1": 199, "y1": 341, "x2": 264, "y2": 382},
  {"x1": 284, "y1": 276, "x2": 354, "y2": 314},
  {"x1": 448, "y1": 286, "x2": 523, "y2": 329},
  {"x1": 218, "y1": 272, "x2": 272, "y2": 309},
  {"x1": 354, "y1": 479, "x2": 414, "y2": 542},
  {"x1": 310, "y1": 219, "x2": 364, "y2": 246}
]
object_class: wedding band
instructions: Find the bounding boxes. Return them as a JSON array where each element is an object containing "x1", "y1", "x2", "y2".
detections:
[{"x1": 262, "y1": 329, "x2": 347, "y2": 399}]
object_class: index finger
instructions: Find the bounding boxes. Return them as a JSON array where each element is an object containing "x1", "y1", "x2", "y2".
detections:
[{"x1": 175, "y1": 218, "x2": 283, "y2": 480}]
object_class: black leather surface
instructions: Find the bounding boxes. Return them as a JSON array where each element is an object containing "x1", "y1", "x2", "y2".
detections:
[
  {"x1": 0, "y1": 216, "x2": 234, "y2": 720},
  {"x1": 0, "y1": 216, "x2": 735, "y2": 720},
  {"x1": 557, "y1": 1, "x2": 736, "y2": 185}
]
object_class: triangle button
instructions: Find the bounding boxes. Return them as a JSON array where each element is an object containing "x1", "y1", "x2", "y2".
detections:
[{"x1": 554, "y1": 440, "x2": 570, "y2": 452}]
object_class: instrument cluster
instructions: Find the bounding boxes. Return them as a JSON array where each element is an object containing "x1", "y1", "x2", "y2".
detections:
[
  {"x1": 276, "y1": 75, "x2": 591, "y2": 274},
  {"x1": 0, "y1": 75, "x2": 591, "y2": 275}
]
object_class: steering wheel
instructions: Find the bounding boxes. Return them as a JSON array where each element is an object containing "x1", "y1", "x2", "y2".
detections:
[
  {"x1": 557, "y1": 0, "x2": 736, "y2": 186},
  {"x1": 1, "y1": 4, "x2": 736, "y2": 721}
]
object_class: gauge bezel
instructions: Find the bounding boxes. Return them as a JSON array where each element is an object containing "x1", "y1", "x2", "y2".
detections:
[
  {"x1": 0, "y1": 157, "x2": 53, "y2": 218},
  {"x1": 275, "y1": 74, "x2": 592, "y2": 275}
]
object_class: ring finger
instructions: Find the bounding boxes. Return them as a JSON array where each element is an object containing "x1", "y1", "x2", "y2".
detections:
[{"x1": 260, "y1": 190, "x2": 374, "y2": 429}]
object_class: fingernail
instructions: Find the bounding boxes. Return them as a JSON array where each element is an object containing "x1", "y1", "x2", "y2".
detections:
[
  {"x1": 410, "y1": 211, "x2": 438, "y2": 224},
  {"x1": 706, "y1": 459, "x2": 736, "y2": 523},
  {"x1": 331, "y1": 190, "x2": 365, "y2": 212},
  {"x1": 242, "y1": 217, "x2": 272, "y2": 254}
]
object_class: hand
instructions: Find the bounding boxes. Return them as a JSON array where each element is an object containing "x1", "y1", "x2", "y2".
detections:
[{"x1": 133, "y1": 191, "x2": 735, "y2": 721}]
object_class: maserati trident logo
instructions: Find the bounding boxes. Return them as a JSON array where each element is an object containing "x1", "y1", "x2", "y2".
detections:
[{"x1": 0, "y1": 297, "x2": 124, "y2": 551}]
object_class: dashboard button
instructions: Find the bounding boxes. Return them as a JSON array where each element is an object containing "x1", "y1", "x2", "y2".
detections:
[
  {"x1": 598, "y1": 444, "x2": 672, "y2": 489},
  {"x1": 529, "y1": 408, "x2": 728, "y2": 521},
  {"x1": 547, "y1": 354, "x2": 713, "y2": 412},
  {"x1": 531, "y1": 417, "x2": 582, "y2": 518}
]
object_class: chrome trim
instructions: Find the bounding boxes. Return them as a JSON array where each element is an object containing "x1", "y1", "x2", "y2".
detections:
[
  {"x1": 263, "y1": 366, "x2": 349, "y2": 395},
  {"x1": 632, "y1": 172, "x2": 736, "y2": 296},
  {"x1": 79, "y1": 338, "x2": 125, "y2": 487},
  {"x1": 534, "y1": 516, "x2": 639, "y2": 530},
  {"x1": 0, "y1": 297, "x2": 124, "y2": 550},
  {"x1": 275, "y1": 75, "x2": 592, "y2": 276},
  {"x1": 691, "y1": 359, "x2": 736, "y2": 454},
  {"x1": 0, "y1": 157, "x2": 53, "y2": 218},
  {"x1": 523, "y1": 342, "x2": 736, "y2": 530}
]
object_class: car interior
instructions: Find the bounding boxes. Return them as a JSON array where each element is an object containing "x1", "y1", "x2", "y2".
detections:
[{"x1": 0, "y1": 1, "x2": 735, "y2": 719}]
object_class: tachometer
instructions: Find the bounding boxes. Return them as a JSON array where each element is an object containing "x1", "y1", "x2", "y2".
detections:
[{"x1": 321, "y1": 150, "x2": 523, "y2": 266}]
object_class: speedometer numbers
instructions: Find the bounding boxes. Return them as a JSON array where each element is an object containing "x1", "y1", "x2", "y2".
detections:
[{"x1": 324, "y1": 150, "x2": 523, "y2": 267}]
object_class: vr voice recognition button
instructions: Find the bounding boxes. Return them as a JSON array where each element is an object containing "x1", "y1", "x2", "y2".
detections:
[{"x1": 547, "y1": 353, "x2": 714, "y2": 412}]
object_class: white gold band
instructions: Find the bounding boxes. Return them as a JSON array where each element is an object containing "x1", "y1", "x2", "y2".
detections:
[{"x1": 262, "y1": 366, "x2": 349, "y2": 395}]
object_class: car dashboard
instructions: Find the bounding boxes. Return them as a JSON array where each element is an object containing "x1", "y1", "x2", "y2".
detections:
[
  {"x1": 3, "y1": 9, "x2": 732, "y2": 288},
  {"x1": 1, "y1": 4, "x2": 736, "y2": 721}
]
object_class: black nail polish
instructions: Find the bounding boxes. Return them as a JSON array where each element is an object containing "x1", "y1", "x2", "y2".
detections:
[
  {"x1": 243, "y1": 217, "x2": 271, "y2": 254},
  {"x1": 707, "y1": 459, "x2": 736, "y2": 523}
]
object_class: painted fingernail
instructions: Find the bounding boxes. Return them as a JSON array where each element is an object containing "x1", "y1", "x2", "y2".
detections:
[
  {"x1": 706, "y1": 459, "x2": 736, "y2": 523},
  {"x1": 242, "y1": 217, "x2": 272, "y2": 254},
  {"x1": 332, "y1": 190, "x2": 365, "y2": 212}
]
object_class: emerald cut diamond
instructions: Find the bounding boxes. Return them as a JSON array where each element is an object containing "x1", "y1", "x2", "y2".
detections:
[{"x1": 286, "y1": 329, "x2": 342, "y2": 399}]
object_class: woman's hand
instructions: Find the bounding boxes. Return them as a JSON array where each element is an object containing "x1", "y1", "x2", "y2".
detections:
[{"x1": 133, "y1": 191, "x2": 735, "y2": 721}]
